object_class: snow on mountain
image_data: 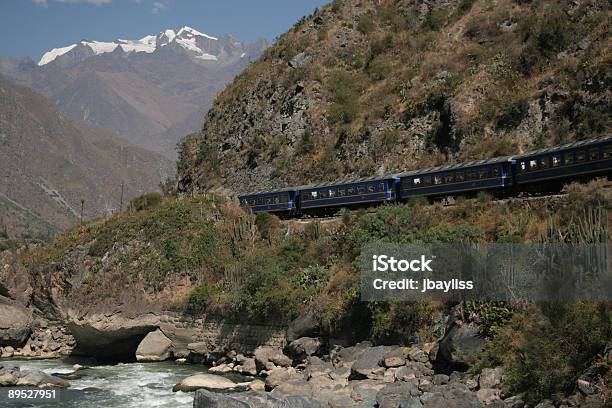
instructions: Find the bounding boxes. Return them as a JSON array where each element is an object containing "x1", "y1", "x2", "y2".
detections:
[
  {"x1": 38, "y1": 44, "x2": 78, "y2": 66},
  {"x1": 37, "y1": 26, "x2": 224, "y2": 66}
]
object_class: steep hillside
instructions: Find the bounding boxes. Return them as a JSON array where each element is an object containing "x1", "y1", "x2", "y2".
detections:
[
  {"x1": 0, "y1": 74, "x2": 172, "y2": 241},
  {"x1": 0, "y1": 27, "x2": 268, "y2": 160},
  {"x1": 177, "y1": 0, "x2": 611, "y2": 193}
]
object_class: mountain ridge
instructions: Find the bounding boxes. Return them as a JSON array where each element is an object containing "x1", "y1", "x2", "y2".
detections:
[
  {"x1": 0, "y1": 27, "x2": 269, "y2": 160},
  {"x1": 0, "y1": 74, "x2": 172, "y2": 241}
]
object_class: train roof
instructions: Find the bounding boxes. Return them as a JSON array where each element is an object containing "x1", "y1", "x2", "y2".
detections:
[
  {"x1": 514, "y1": 135, "x2": 612, "y2": 158},
  {"x1": 298, "y1": 174, "x2": 397, "y2": 190},
  {"x1": 238, "y1": 186, "x2": 298, "y2": 197},
  {"x1": 395, "y1": 156, "x2": 513, "y2": 178}
]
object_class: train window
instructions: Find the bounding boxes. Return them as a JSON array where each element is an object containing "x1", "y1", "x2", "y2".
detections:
[
  {"x1": 347, "y1": 186, "x2": 354, "y2": 194},
  {"x1": 413, "y1": 177, "x2": 421, "y2": 186},
  {"x1": 455, "y1": 172, "x2": 465, "y2": 182},
  {"x1": 280, "y1": 195, "x2": 288, "y2": 204},
  {"x1": 273, "y1": 196, "x2": 280, "y2": 204},
  {"x1": 311, "y1": 191, "x2": 318, "y2": 199},
  {"x1": 492, "y1": 167, "x2": 500, "y2": 176},
  {"x1": 467, "y1": 170, "x2": 477, "y2": 180},
  {"x1": 266, "y1": 197, "x2": 273, "y2": 205},
  {"x1": 434, "y1": 176, "x2": 442, "y2": 185},
  {"x1": 552, "y1": 155, "x2": 561, "y2": 167},
  {"x1": 576, "y1": 151, "x2": 586, "y2": 162},
  {"x1": 444, "y1": 174, "x2": 454, "y2": 183},
  {"x1": 529, "y1": 159, "x2": 538, "y2": 170},
  {"x1": 368, "y1": 184, "x2": 375, "y2": 193},
  {"x1": 329, "y1": 188, "x2": 336, "y2": 198},
  {"x1": 589, "y1": 148, "x2": 599, "y2": 160},
  {"x1": 520, "y1": 161, "x2": 527, "y2": 172},
  {"x1": 564, "y1": 152, "x2": 574, "y2": 165},
  {"x1": 540, "y1": 157, "x2": 550, "y2": 169},
  {"x1": 357, "y1": 185, "x2": 366, "y2": 194},
  {"x1": 256, "y1": 197, "x2": 264, "y2": 205},
  {"x1": 320, "y1": 189, "x2": 329, "y2": 198},
  {"x1": 604, "y1": 147, "x2": 612, "y2": 159},
  {"x1": 379, "y1": 182, "x2": 385, "y2": 191},
  {"x1": 479, "y1": 169, "x2": 488, "y2": 179},
  {"x1": 424, "y1": 176, "x2": 432, "y2": 185},
  {"x1": 337, "y1": 187, "x2": 345, "y2": 197}
]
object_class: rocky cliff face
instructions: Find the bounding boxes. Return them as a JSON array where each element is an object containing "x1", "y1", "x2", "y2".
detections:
[{"x1": 177, "y1": 0, "x2": 611, "y2": 193}]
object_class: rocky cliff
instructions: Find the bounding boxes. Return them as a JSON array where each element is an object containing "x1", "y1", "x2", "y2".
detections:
[{"x1": 177, "y1": 0, "x2": 610, "y2": 193}]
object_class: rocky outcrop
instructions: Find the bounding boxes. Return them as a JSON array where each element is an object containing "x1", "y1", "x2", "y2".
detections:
[
  {"x1": 66, "y1": 312, "x2": 158, "y2": 361},
  {"x1": 436, "y1": 322, "x2": 484, "y2": 369},
  {"x1": 136, "y1": 329, "x2": 173, "y2": 362},
  {"x1": 193, "y1": 389, "x2": 324, "y2": 408},
  {"x1": 0, "y1": 365, "x2": 69, "y2": 388},
  {"x1": 0, "y1": 297, "x2": 32, "y2": 347}
]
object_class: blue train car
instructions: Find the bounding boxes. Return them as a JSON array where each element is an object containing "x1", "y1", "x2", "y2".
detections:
[
  {"x1": 297, "y1": 176, "x2": 399, "y2": 211},
  {"x1": 238, "y1": 187, "x2": 297, "y2": 214},
  {"x1": 514, "y1": 136, "x2": 612, "y2": 186},
  {"x1": 397, "y1": 156, "x2": 515, "y2": 200}
]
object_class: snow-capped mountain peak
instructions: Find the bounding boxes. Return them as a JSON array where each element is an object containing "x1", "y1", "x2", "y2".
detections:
[{"x1": 37, "y1": 26, "x2": 224, "y2": 66}]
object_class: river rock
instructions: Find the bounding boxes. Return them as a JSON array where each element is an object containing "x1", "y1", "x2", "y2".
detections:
[
  {"x1": 383, "y1": 348, "x2": 406, "y2": 368},
  {"x1": 172, "y1": 373, "x2": 247, "y2": 392},
  {"x1": 436, "y1": 322, "x2": 484, "y2": 368},
  {"x1": 420, "y1": 383, "x2": 482, "y2": 408},
  {"x1": 193, "y1": 388, "x2": 325, "y2": 408},
  {"x1": 265, "y1": 367, "x2": 301, "y2": 390},
  {"x1": 235, "y1": 357, "x2": 258, "y2": 376},
  {"x1": 135, "y1": 329, "x2": 173, "y2": 362},
  {"x1": 284, "y1": 337, "x2": 322, "y2": 361},
  {"x1": 350, "y1": 345, "x2": 399, "y2": 380},
  {"x1": 15, "y1": 369, "x2": 70, "y2": 388},
  {"x1": 331, "y1": 341, "x2": 372, "y2": 366},
  {"x1": 254, "y1": 346, "x2": 278, "y2": 373},
  {"x1": 0, "y1": 298, "x2": 32, "y2": 347},
  {"x1": 376, "y1": 382, "x2": 422, "y2": 408}
]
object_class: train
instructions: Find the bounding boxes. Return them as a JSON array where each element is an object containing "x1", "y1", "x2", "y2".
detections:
[{"x1": 238, "y1": 136, "x2": 612, "y2": 216}]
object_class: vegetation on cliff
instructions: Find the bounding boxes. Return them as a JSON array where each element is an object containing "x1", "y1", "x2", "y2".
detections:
[{"x1": 178, "y1": 0, "x2": 611, "y2": 193}]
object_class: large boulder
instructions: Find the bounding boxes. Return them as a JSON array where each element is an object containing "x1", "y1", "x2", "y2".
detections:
[
  {"x1": 436, "y1": 322, "x2": 484, "y2": 369},
  {"x1": 287, "y1": 312, "x2": 321, "y2": 342},
  {"x1": 135, "y1": 329, "x2": 173, "y2": 362},
  {"x1": 66, "y1": 312, "x2": 157, "y2": 361},
  {"x1": 172, "y1": 373, "x2": 248, "y2": 392},
  {"x1": 193, "y1": 389, "x2": 325, "y2": 408},
  {"x1": 350, "y1": 345, "x2": 399, "y2": 380},
  {"x1": 420, "y1": 383, "x2": 483, "y2": 408},
  {"x1": 283, "y1": 337, "x2": 322, "y2": 361},
  {"x1": 0, "y1": 298, "x2": 32, "y2": 347}
]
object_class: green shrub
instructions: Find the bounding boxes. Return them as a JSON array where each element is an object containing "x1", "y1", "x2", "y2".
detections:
[
  {"x1": 457, "y1": 0, "x2": 476, "y2": 16},
  {"x1": 484, "y1": 302, "x2": 612, "y2": 405},
  {"x1": 255, "y1": 212, "x2": 272, "y2": 240},
  {"x1": 370, "y1": 301, "x2": 439, "y2": 344},
  {"x1": 327, "y1": 70, "x2": 363, "y2": 124},
  {"x1": 367, "y1": 58, "x2": 392, "y2": 80},
  {"x1": 292, "y1": 265, "x2": 329, "y2": 290},
  {"x1": 533, "y1": 6, "x2": 569, "y2": 55},
  {"x1": 423, "y1": 8, "x2": 447, "y2": 31},
  {"x1": 466, "y1": 300, "x2": 514, "y2": 337},
  {"x1": 128, "y1": 192, "x2": 163, "y2": 212},
  {"x1": 185, "y1": 284, "x2": 210, "y2": 314},
  {"x1": 496, "y1": 99, "x2": 529, "y2": 130},
  {"x1": 357, "y1": 12, "x2": 375, "y2": 34},
  {"x1": 87, "y1": 228, "x2": 115, "y2": 257}
]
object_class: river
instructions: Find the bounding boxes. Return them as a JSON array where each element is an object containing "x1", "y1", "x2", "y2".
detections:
[{"x1": 0, "y1": 358, "x2": 243, "y2": 408}]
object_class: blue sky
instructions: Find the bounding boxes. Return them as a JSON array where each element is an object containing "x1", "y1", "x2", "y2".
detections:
[{"x1": 0, "y1": 0, "x2": 330, "y2": 60}]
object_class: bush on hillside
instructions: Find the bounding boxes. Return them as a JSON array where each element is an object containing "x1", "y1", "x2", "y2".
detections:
[
  {"x1": 128, "y1": 192, "x2": 163, "y2": 212},
  {"x1": 483, "y1": 302, "x2": 612, "y2": 405}
]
